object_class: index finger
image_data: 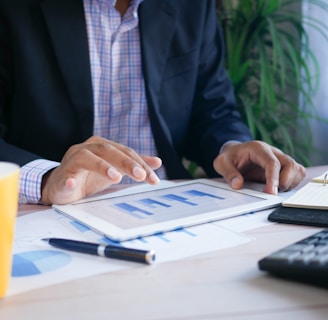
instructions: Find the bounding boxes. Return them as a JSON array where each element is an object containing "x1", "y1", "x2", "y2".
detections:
[
  {"x1": 86, "y1": 138, "x2": 160, "y2": 184},
  {"x1": 254, "y1": 147, "x2": 281, "y2": 195}
]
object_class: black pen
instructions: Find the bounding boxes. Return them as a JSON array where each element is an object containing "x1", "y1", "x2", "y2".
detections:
[{"x1": 42, "y1": 238, "x2": 155, "y2": 265}]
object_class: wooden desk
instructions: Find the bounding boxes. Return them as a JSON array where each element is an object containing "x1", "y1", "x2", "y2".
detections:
[{"x1": 1, "y1": 166, "x2": 328, "y2": 319}]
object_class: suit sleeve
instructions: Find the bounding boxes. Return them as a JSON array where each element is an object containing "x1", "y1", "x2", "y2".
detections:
[
  {"x1": 0, "y1": 7, "x2": 41, "y2": 166},
  {"x1": 184, "y1": 0, "x2": 252, "y2": 177}
]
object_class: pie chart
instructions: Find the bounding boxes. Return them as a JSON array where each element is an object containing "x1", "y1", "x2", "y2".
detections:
[{"x1": 12, "y1": 250, "x2": 72, "y2": 277}]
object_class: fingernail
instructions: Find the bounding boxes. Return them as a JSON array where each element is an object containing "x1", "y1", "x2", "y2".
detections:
[
  {"x1": 274, "y1": 186, "x2": 278, "y2": 195},
  {"x1": 133, "y1": 166, "x2": 146, "y2": 179},
  {"x1": 231, "y1": 176, "x2": 241, "y2": 189},
  {"x1": 149, "y1": 172, "x2": 160, "y2": 184},
  {"x1": 107, "y1": 167, "x2": 121, "y2": 180}
]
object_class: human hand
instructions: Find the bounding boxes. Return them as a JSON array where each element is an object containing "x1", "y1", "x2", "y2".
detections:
[
  {"x1": 213, "y1": 140, "x2": 306, "y2": 195},
  {"x1": 40, "y1": 136, "x2": 162, "y2": 205}
]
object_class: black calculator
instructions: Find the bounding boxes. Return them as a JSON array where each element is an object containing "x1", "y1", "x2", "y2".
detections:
[{"x1": 258, "y1": 229, "x2": 328, "y2": 287}]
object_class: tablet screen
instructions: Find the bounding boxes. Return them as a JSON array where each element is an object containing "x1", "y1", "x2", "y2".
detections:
[
  {"x1": 54, "y1": 179, "x2": 281, "y2": 241},
  {"x1": 71, "y1": 182, "x2": 264, "y2": 230}
]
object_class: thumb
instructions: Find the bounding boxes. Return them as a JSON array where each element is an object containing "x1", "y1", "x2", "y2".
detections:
[
  {"x1": 48, "y1": 177, "x2": 79, "y2": 205},
  {"x1": 230, "y1": 175, "x2": 244, "y2": 190}
]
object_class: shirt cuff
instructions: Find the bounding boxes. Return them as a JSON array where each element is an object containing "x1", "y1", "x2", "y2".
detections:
[{"x1": 19, "y1": 159, "x2": 59, "y2": 204}]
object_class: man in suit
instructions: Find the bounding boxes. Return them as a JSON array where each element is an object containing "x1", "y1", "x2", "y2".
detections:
[{"x1": 0, "y1": 0, "x2": 305, "y2": 205}]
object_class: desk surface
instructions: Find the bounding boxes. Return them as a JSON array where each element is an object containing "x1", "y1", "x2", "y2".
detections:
[{"x1": 1, "y1": 166, "x2": 328, "y2": 320}]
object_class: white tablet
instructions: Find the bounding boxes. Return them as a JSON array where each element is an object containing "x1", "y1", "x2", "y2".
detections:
[{"x1": 53, "y1": 179, "x2": 281, "y2": 241}]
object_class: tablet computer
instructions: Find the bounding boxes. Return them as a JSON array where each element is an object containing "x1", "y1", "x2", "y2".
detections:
[{"x1": 53, "y1": 179, "x2": 281, "y2": 241}]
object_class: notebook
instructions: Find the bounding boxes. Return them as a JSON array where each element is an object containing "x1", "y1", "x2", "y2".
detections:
[
  {"x1": 282, "y1": 171, "x2": 328, "y2": 210},
  {"x1": 268, "y1": 171, "x2": 328, "y2": 227}
]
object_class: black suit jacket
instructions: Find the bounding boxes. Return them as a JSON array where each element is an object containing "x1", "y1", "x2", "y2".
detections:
[{"x1": 0, "y1": 0, "x2": 252, "y2": 178}]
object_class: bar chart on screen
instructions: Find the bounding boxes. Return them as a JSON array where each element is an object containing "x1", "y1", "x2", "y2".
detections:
[{"x1": 68, "y1": 181, "x2": 265, "y2": 234}]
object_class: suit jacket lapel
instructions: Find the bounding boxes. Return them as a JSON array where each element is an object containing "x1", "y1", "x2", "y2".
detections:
[
  {"x1": 139, "y1": 1, "x2": 191, "y2": 179},
  {"x1": 139, "y1": 0, "x2": 177, "y2": 98},
  {"x1": 40, "y1": 0, "x2": 190, "y2": 178},
  {"x1": 40, "y1": 0, "x2": 94, "y2": 137}
]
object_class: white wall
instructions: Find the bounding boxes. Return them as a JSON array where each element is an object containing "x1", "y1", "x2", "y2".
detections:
[{"x1": 303, "y1": 1, "x2": 328, "y2": 165}]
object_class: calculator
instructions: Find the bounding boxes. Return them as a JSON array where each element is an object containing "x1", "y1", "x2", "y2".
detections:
[{"x1": 258, "y1": 229, "x2": 328, "y2": 287}]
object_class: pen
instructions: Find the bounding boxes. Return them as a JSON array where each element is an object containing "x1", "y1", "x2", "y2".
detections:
[{"x1": 41, "y1": 238, "x2": 155, "y2": 265}]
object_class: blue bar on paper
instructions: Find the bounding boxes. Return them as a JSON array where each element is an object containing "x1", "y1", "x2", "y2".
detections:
[
  {"x1": 100, "y1": 237, "x2": 123, "y2": 246},
  {"x1": 174, "y1": 227, "x2": 197, "y2": 237},
  {"x1": 70, "y1": 220, "x2": 92, "y2": 233}
]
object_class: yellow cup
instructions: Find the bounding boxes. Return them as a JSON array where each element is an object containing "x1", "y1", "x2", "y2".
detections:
[{"x1": 0, "y1": 162, "x2": 19, "y2": 298}]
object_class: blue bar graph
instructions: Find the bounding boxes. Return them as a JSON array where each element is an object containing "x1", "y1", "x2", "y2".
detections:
[
  {"x1": 114, "y1": 202, "x2": 154, "y2": 217},
  {"x1": 160, "y1": 194, "x2": 198, "y2": 206},
  {"x1": 184, "y1": 189, "x2": 225, "y2": 200},
  {"x1": 138, "y1": 198, "x2": 171, "y2": 208}
]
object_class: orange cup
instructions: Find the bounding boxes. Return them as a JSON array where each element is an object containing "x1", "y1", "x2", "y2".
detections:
[{"x1": 0, "y1": 162, "x2": 19, "y2": 298}]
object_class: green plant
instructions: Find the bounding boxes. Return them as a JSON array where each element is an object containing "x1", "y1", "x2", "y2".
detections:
[{"x1": 217, "y1": 0, "x2": 328, "y2": 166}]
